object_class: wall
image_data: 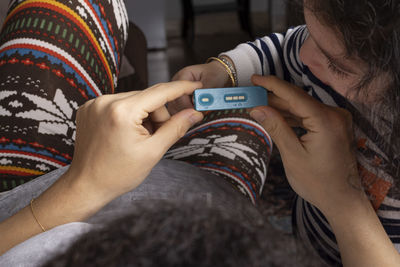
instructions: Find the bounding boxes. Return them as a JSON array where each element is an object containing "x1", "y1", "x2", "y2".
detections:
[
  {"x1": 165, "y1": 0, "x2": 286, "y2": 19},
  {"x1": 125, "y1": 0, "x2": 287, "y2": 49},
  {"x1": 125, "y1": 0, "x2": 167, "y2": 49}
]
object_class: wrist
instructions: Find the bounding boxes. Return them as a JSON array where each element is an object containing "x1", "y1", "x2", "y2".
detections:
[
  {"x1": 218, "y1": 56, "x2": 238, "y2": 86},
  {"x1": 33, "y1": 169, "x2": 110, "y2": 230},
  {"x1": 321, "y1": 188, "x2": 400, "y2": 266},
  {"x1": 320, "y1": 182, "x2": 370, "y2": 221},
  {"x1": 325, "y1": 190, "x2": 371, "y2": 221},
  {"x1": 207, "y1": 58, "x2": 235, "y2": 87},
  {"x1": 64, "y1": 167, "x2": 115, "y2": 208}
]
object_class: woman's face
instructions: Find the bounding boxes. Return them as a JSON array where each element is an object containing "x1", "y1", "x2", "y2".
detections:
[{"x1": 299, "y1": 7, "x2": 369, "y2": 100}]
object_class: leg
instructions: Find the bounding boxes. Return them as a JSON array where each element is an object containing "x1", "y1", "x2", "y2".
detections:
[
  {"x1": 164, "y1": 109, "x2": 273, "y2": 205},
  {"x1": 237, "y1": 0, "x2": 253, "y2": 38},
  {"x1": 181, "y1": 0, "x2": 195, "y2": 44},
  {"x1": 0, "y1": 0, "x2": 129, "y2": 191}
]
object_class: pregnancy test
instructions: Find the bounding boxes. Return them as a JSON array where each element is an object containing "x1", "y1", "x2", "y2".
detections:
[{"x1": 193, "y1": 86, "x2": 268, "y2": 111}]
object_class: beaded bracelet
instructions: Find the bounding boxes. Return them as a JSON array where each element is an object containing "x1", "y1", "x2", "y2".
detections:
[
  {"x1": 206, "y1": 57, "x2": 237, "y2": 87},
  {"x1": 219, "y1": 56, "x2": 238, "y2": 87}
]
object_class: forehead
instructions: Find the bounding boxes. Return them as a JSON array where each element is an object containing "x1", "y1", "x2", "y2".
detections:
[
  {"x1": 303, "y1": 6, "x2": 367, "y2": 74},
  {"x1": 303, "y1": 7, "x2": 346, "y2": 57}
]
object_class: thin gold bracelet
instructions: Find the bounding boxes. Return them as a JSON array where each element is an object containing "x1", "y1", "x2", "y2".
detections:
[
  {"x1": 219, "y1": 56, "x2": 238, "y2": 86},
  {"x1": 30, "y1": 198, "x2": 46, "y2": 232},
  {"x1": 206, "y1": 57, "x2": 237, "y2": 87}
]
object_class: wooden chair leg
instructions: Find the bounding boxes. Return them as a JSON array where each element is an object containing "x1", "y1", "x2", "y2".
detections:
[
  {"x1": 181, "y1": 0, "x2": 195, "y2": 44},
  {"x1": 237, "y1": 0, "x2": 253, "y2": 38},
  {"x1": 181, "y1": 0, "x2": 254, "y2": 44}
]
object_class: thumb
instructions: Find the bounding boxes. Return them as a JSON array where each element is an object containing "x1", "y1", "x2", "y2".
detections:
[
  {"x1": 172, "y1": 70, "x2": 196, "y2": 82},
  {"x1": 151, "y1": 109, "x2": 203, "y2": 153},
  {"x1": 250, "y1": 107, "x2": 302, "y2": 156}
]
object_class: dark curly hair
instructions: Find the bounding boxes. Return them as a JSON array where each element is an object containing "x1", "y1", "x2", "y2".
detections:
[
  {"x1": 42, "y1": 201, "x2": 321, "y2": 267},
  {"x1": 300, "y1": 0, "x2": 400, "y2": 188}
]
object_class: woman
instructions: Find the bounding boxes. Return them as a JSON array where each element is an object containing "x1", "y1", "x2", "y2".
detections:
[
  {"x1": 1, "y1": 0, "x2": 399, "y2": 266},
  {"x1": 168, "y1": 0, "x2": 400, "y2": 265}
]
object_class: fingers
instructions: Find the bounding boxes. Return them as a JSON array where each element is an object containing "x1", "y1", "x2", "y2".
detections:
[
  {"x1": 172, "y1": 68, "x2": 197, "y2": 82},
  {"x1": 283, "y1": 115, "x2": 303, "y2": 128},
  {"x1": 81, "y1": 81, "x2": 200, "y2": 125},
  {"x1": 79, "y1": 91, "x2": 141, "y2": 115},
  {"x1": 150, "y1": 105, "x2": 171, "y2": 123},
  {"x1": 150, "y1": 105, "x2": 171, "y2": 130},
  {"x1": 150, "y1": 109, "x2": 204, "y2": 154},
  {"x1": 268, "y1": 93, "x2": 291, "y2": 113},
  {"x1": 250, "y1": 106, "x2": 303, "y2": 157},
  {"x1": 252, "y1": 75, "x2": 324, "y2": 118},
  {"x1": 167, "y1": 95, "x2": 194, "y2": 115},
  {"x1": 133, "y1": 81, "x2": 202, "y2": 114}
]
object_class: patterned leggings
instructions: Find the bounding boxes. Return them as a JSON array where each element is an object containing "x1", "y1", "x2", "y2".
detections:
[
  {"x1": 164, "y1": 110, "x2": 273, "y2": 204},
  {"x1": 0, "y1": 0, "x2": 272, "y2": 204},
  {"x1": 0, "y1": 0, "x2": 129, "y2": 191}
]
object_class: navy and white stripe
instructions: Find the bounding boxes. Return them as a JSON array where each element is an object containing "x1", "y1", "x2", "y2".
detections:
[{"x1": 223, "y1": 25, "x2": 400, "y2": 266}]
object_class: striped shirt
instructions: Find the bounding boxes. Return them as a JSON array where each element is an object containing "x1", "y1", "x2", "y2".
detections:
[{"x1": 222, "y1": 25, "x2": 400, "y2": 266}]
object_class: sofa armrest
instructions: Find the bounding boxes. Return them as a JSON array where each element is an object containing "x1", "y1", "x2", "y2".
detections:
[{"x1": 116, "y1": 22, "x2": 148, "y2": 92}]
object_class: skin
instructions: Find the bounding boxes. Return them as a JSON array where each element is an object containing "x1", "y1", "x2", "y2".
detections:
[
  {"x1": 166, "y1": 2, "x2": 400, "y2": 266},
  {"x1": 167, "y1": 2, "x2": 377, "y2": 111},
  {"x1": 167, "y1": 60, "x2": 231, "y2": 115},
  {"x1": 1, "y1": 73, "x2": 398, "y2": 266},
  {"x1": 299, "y1": 6, "x2": 367, "y2": 99},
  {"x1": 249, "y1": 75, "x2": 400, "y2": 267},
  {"x1": 1, "y1": 4, "x2": 398, "y2": 266},
  {"x1": 0, "y1": 81, "x2": 204, "y2": 255}
]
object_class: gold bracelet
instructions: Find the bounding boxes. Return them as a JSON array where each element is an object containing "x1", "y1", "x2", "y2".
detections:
[
  {"x1": 219, "y1": 56, "x2": 238, "y2": 86},
  {"x1": 206, "y1": 57, "x2": 237, "y2": 87},
  {"x1": 30, "y1": 198, "x2": 46, "y2": 232}
]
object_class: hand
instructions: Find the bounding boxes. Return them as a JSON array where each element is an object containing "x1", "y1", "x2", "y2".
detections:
[
  {"x1": 250, "y1": 75, "x2": 400, "y2": 267},
  {"x1": 0, "y1": 81, "x2": 205, "y2": 254},
  {"x1": 168, "y1": 61, "x2": 231, "y2": 114},
  {"x1": 249, "y1": 75, "x2": 363, "y2": 214},
  {"x1": 68, "y1": 81, "x2": 204, "y2": 201}
]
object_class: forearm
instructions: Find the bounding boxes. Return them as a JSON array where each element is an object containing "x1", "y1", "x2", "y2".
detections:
[
  {"x1": 0, "y1": 170, "x2": 109, "y2": 255},
  {"x1": 324, "y1": 191, "x2": 400, "y2": 267}
]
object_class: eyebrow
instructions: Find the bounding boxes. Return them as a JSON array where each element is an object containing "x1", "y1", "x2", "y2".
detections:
[{"x1": 309, "y1": 32, "x2": 358, "y2": 75}]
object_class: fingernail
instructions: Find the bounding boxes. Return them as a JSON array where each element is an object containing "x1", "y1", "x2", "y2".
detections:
[
  {"x1": 189, "y1": 112, "x2": 203, "y2": 124},
  {"x1": 250, "y1": 110, "x2": 266, "y2": 123}
]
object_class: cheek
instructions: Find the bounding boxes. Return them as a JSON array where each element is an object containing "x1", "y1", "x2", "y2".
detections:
[
  {"x1": 300, "y1": 39, "x2": 355, "y2": 98},
  {"x1": 329, "y1": 78, "x2": 361, "y2": 99},
  {"x1": 329, "y1": 80, "x2": 351, "y2": 96},
  {"x1": 300, "y1": 40, "x2": 330, "y2": 83},
  {"x1": 299, "y1": 38, "x2": 362, "y2": 99},
  {"x1": 300, "y1": 38, "x2": 328, "y2": 71}
]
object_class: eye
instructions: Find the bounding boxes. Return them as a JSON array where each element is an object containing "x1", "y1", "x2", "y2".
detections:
[{"x1": 327, "y1": 58, "x2": 349, "y2": 79}]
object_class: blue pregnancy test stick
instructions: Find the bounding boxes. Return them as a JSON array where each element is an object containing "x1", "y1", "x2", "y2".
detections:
[{"x1": 194, "y1": 86, "x2": 268, "y2": 111}]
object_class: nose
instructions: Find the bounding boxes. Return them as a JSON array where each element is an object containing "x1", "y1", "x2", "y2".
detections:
[
  {"x1": 299, "y1": 37, "x2": 329, "y2": 83},
  {"x1": 299, "y1": 36, "x2": 316, "y2": 67}
]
